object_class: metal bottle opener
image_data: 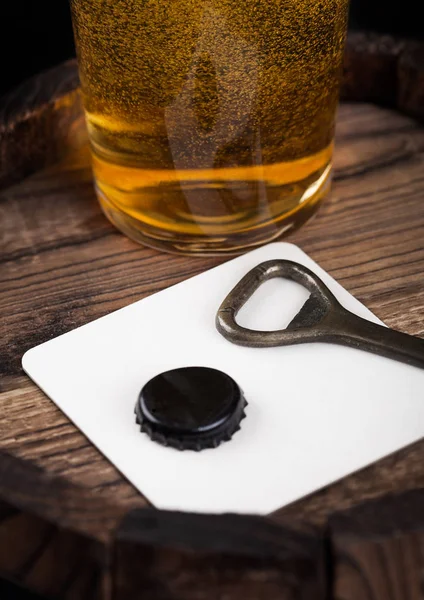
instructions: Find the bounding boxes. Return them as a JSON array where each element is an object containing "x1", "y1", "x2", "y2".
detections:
[{"x1": 216, "y1": 260, "x2": 424, "y2": 370}]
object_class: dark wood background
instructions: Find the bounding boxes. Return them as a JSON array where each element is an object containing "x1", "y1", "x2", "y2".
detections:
[{"x1": 1, "y1": 32, "x2": 424, "y2": 600}]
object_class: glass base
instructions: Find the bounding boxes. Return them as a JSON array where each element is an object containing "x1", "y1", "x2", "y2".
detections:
[{"x1": 96, "y1": 160, "x2": 332, "y2": 256}]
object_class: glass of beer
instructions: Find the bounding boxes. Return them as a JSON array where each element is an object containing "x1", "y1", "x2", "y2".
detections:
[{"x1": 70, "y1": 0, "x2": 349, "y2": 255}]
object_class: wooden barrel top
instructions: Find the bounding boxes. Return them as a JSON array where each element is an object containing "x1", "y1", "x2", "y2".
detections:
[{"x1": 1, "y1": 32, "x2": 424, "y2": 600}]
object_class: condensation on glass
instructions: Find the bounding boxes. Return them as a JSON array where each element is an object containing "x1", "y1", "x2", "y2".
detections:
[{"x1": 70, "y1": 0, "x2": 349, "y2": 254}]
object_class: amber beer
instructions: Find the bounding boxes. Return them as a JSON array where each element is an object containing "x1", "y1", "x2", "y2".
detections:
[{"x1": 70, "y1": 0, "x2": 349, "y2": 254}]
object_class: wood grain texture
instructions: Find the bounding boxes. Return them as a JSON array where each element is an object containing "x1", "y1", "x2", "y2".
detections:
[
  {"x1": 329, "y1": 489, "x2": 424, "y2": 600},
  {"x1": 0, "y1": 450, "x2": 129, "y2": 599},
  {"x1": 112, "y1": 510, "x2": 325, "y2": 600}
]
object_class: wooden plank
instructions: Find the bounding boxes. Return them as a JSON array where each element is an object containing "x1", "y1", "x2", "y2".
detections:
[
  {"x1": 112, "y1": 509, "x2": 326, "y2": 600},
  {"x1": 0, "y1": 450, "x2": 128, "y2": 599},
  {"x1": 329, "y1": 488, "x2": 424, "y2": 600},
  {"x1": 0, "y1": 377, "x2": 146, "y2": 508}
]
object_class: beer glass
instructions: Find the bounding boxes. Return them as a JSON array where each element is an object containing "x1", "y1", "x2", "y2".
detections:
[{"x1": 70, "y1": 0, "x2": 349, "y2": 254}]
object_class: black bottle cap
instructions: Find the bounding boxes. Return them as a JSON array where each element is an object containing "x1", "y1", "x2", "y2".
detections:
[{"x1": 135, "y1": 366, "x2": 247, "y2": 451}]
